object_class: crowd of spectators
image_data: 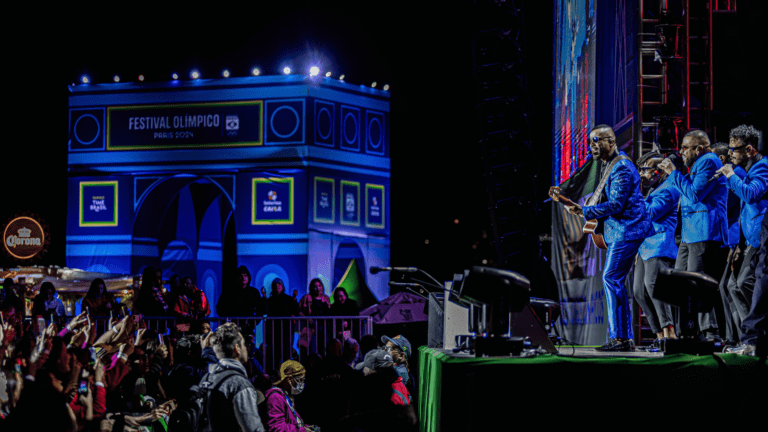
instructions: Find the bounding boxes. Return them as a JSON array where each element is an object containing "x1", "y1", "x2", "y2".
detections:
[
  {"x1": 0, "y1": 267, "x2": 411, "y2": 431},
  {"x1": 0, "y1": 309, "x2": 417, "y2": 431}
]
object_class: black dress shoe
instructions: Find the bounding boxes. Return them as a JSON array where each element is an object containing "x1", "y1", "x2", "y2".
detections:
[
  {"x1": 646, "y1": 338, "x2": 662, "y2": 352},
  {"x1": 699, "y1": 333, "x2": 722, "y2": 343},
  {"x1": 595, "y1": 339, "x2": 635, "y2": 352}
]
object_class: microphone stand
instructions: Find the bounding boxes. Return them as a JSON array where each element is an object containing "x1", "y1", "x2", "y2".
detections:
[
  {"x1": 417, "y1": 269, "x2": 444, "y2": 291},
  {"x1": 410, "y1": 278, "x2": 444, "y2": 291}
]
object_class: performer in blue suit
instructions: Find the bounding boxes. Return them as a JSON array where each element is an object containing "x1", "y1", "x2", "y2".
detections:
[
  {"x1": 659, "y1": 130, "x2": 729, "y2": 340},
  {"x1": 716, "y1": 125, "x2": 768, "y2": 350},
  {"x1": 712, "y1": 142, "x2": 748, "y2": 344},
  {"x1": 633, "y1": 151, "x2": 681, "y2": 347},
  {"x1": 565, "y1": 124, "x2": 651, "y2": 351}
]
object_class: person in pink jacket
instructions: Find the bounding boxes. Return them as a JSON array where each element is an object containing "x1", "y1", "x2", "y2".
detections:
[{"x1": 265, "y1": 360, "x2": 318, "y2": 432}]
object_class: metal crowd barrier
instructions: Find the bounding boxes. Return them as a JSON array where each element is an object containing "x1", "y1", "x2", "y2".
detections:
[{"x1": 24, "y1": 315, "x2": 373, "y2": 371}]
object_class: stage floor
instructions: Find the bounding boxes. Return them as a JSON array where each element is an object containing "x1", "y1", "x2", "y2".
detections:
[
  {"x1": 555, "y1": 345, "x2": 664, "y2": 357},
  {"x1": 442, "y1": 345, "x2": 743, "y2": 358},
  {"x1": 419, "y1": 346, "x2": 767, "y2": 431},
  {"x1": 443, "y1": 346, "x2": 665, "y2": 358}
]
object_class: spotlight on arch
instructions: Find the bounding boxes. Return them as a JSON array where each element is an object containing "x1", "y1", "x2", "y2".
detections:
[
  {"x1": 81, "y1": 75, "x2": 90, "y2": 84},
  {"x1": 252, "y1": 67, "x2": 260, "y2": 76},
  {"x1": 371, "y1": 82, "x2": 377, "y2": 88},
  {"x1": 283, "y1": 67, "x2": 291, "y2": 75},
  {"x1": 222, "y1": 69, "x2": 230, "y2": 78},
  {"x1": 309, "y1": 66, "x2": 320, "y2": 76},
  {"x1": 113, "y1": 75, "x2": 120, "y2": 83},
  {"x1": 138, "y1": 75, "x2": 145, "y2": 82},
  {"x1": 383, "y1": 84, "x2": 390, "y2": 91},
  {"x1": 325, "y1": 71, "x2": 332, "y2": 77},
  {"x1": 191, "y1": 70, "x2": 200, "y2": 79},
  {"x1": 172, "y1": 73, "x2": 179, "y2": 80},
  {"x1": 339, "y1": 74, "x2": 345, "y2": 81}
]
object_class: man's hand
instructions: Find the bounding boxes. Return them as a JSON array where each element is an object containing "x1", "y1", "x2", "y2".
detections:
[
  {"x1": 565, "y1": 203, "x2": 584, "y2": 217},
  {"x1": 731, "y1": 245, "x2": 743, "y2": 272},
  {"x1": 124, "y1": 413, "x2": 152, "y2": 427},
  {"x1": 135, "y1": 328, "x2": 147, "y2": 347},
  {"x1": 156, "y1": 343, "x2": 169, "y2": 359},
  {"x1": 45, "y1": 322, "x2": 58, "y2": 338},
  {"x1": 70, "y1": 328, "x2": 87, "y2": 348},
  {"x1": 548, "y1": 186, "x2": 562, "y2": 201},
  {"x1": 201, "y1": 330, "x2": 214, "y2": 349},
  {"x1": 119, "y1": 337, "x2": 136, "y2": 359},
  {"x1": 94, "y1": 358, "x2": 105, "y2": 384},
  {"x1": 659, "y1": 158, "x2": 676, "y2": 174},
  {"x1": 114, "y1": 315, "x2": 136, "y2": 344},
  {"x1": 716, "y1": 163, "x2": 735, "y2": 179},
  {"x1": 0, "y1": 313, "x2": 6, "y2": 347},
  {"x1": 67, "y1": 312, "x2": 88, "y2": 332},
  {"x1": 151, "y1": 406, "x2": 170, "y2": 422},
  {"x1": 82, "y1": 386, "x2": 95, "y2": 421}
]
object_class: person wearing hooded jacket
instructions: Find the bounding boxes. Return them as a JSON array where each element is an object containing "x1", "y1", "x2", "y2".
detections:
[
  {"x1": 267, "y1": 278, "x2": 298, "y2": 317},
  {"x1": 218, "y1": 265, "x2": 264, "y2": 317},
  {"x1": 266, "y1": 278, "x2": 298, "y2": 369}
]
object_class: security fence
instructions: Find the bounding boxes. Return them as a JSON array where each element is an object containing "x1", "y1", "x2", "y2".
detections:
[{"x1": 24, "y1": 315, "x2": 373, "y2": 371}]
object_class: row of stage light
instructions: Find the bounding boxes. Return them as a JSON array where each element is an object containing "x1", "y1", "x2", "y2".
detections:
[{"x1": 76, "y1": 66, "x2": 390, "y2": 91}]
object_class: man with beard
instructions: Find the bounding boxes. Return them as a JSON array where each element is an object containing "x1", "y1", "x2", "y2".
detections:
[
  {"x1": 633, "y1": 151, "x2": 681, "y2": 347},
  {"x1": 715, "y1": 125, "x2": 768, "y2": 352},
  {"x1": 711, "y1": 142, "x2": 747, "y2": 344},
  {"x1": 564, "y1": 124, "x2": 651, "y2": 351},
  {"x1": 659, "y1": 130, "x2": 729, "y2": 341}
]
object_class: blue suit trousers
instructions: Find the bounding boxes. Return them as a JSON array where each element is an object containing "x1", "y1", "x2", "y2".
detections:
[{"x1": 603, "y1": 239, "x2": 643, "y2": 340}]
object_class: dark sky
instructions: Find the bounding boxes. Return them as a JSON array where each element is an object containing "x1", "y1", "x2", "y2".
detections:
[{"x1": 3, "y1": 2, "x2": 554, "y2": 282}]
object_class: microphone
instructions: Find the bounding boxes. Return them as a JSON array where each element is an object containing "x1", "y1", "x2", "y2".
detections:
[
  {"x1": 370, "y1": 266, "x2": 418, "y2": 274},
  {"x1": 388, "y1": 281, "x2": 422, "y2": 288},
  {"x1": 708, "y1": 164, "x2": 731, "y2": 183}
]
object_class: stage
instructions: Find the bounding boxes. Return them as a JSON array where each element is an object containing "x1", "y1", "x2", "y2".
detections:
[{"x1": 417, "y1": 346, "x2": 768, "y2": 431}]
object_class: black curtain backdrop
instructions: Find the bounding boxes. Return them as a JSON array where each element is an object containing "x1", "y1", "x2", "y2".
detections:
[{"x1": 551, "y1": 158, "x2": 611, "y2": 345}]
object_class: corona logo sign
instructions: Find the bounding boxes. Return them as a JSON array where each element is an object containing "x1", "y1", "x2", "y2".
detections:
[{"x1": 3, "y1": 216, "x2": 46, "y2": 260}]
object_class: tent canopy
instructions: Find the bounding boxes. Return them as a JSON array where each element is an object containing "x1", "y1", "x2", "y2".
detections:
[{"x1": 360, "y1": 291, "x2": 427, "y2": 324}]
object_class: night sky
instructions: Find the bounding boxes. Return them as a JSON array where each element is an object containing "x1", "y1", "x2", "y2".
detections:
[{"x1": 3, "y1": 2, "x2": 554, "y2": 283}]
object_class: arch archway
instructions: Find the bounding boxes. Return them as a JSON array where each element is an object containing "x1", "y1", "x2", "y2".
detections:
[{"x1": 131, "y1": 175, "x2": 235, "y2": 314}]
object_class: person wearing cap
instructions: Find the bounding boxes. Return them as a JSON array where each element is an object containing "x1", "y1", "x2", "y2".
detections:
[
  {"x1": 343, "y1": 349, "x2": 418, "y2": 431},
  {"x1": 265, "y1": 360, "x2": 318, "y2": 432},
  {"x1": 381, "y1": 335, "x2": 413, "y2": 391}
]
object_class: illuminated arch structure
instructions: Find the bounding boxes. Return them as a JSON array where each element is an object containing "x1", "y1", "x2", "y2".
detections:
[{"x1": 66, "y1": 76, "x2": 390, "y2": 316}]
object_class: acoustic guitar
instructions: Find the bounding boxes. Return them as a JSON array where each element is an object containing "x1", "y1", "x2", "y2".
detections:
[{"x1": 549, "y1": 186, "x2": 607, "y2": 250}]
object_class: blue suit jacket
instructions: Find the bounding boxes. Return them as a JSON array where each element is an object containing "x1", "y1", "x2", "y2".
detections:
[
  {"x1": 729, "y1": 156, "x2": 768, "y2": 248},
  {"x1": 583, "y1": 152, "x2": 651, "y2": 244},
  {"x1": 725, "y1": 166, "x2": 747, "y2": 247},
  {"x1": 668, "y1": 152, "x2": 728, "y2": 244},
  {"x1": 639, "y1": 176, "x2": 681, "y2": 261}
]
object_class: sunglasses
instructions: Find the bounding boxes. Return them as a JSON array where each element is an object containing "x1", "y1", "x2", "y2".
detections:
[{"x1": 591, "y1": 136, "x2": 613, "y2": 143}]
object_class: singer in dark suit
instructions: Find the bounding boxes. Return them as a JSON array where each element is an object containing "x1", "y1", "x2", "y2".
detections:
[
  {"x1": 659, "y1": 130, "x2": 729, "y2": 340},
  {"x1": 565, "y1": 125, "x2": 651, "y2": 351},
  {"x1": 715, "y1": 125, "x2": 768, "y2": 348}
]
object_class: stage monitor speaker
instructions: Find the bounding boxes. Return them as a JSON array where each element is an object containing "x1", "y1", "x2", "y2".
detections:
[
  {"x1": 510, "y1": 303, "x2": 558, "y2": 354},
  {"x1": 428, "y1": 292, "x2": 445, "y2": 348}
]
